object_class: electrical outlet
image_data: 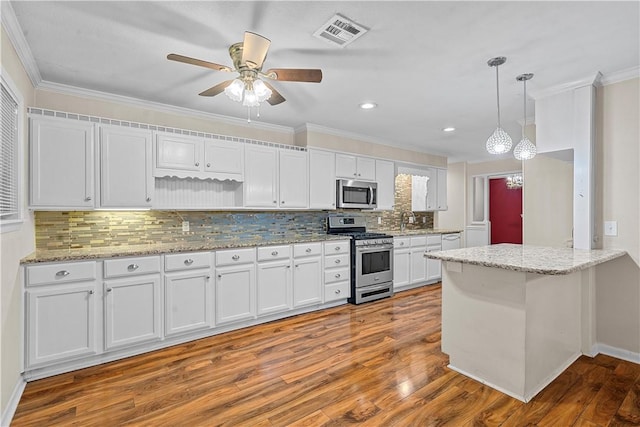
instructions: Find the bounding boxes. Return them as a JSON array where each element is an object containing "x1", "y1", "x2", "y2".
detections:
[
  {"x1": 604, "y1": 221, "x2": 617, "y2": 236},
  {"x1": 377, "y1": 217, "x2": 382, "y2": 225},
  {"x1": 182, "y1": 221, "x2": 190, "y2": 232},
  {"x1": 408, "y1": 216, "x2": 414, "y2": 224},
  {"x1": 423, "y1": 217, "x2": 426, "y2": 223}
]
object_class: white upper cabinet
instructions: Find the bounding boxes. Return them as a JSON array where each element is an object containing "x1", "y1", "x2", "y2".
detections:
[
  {"x1": 278, "y1": 150, "x2": 308, "y2": 209},
  {"x1": 30, "y1": 116, "x2": 95, "y2": 209},
  {"x1": 100, "y1": 125, "x2": 153, "y2": 208},
  {"x1": 411, "y1": 168, "x2": 447, "y2": 211},
  {"x1": 244, "y1": 144, "x2": 278, "y2": 208},
  {"x1": 308, "y1": 149, "x2": 336, "y2": 210},
  {"x1": 436, "y1": 168, "x2": 448, "y2": 211},
  {"x1": 375, "y1": 159, "x2": 395, "y2": 210},
  {"x1": 155, "y1": 132, "x2": 244, "y2": 181},
  {"x1": 335, "y1": 154, "x2": 376, "y2": 181}
]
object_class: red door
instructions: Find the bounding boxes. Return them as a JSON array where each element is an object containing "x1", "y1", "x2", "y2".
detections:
[{"x1": 489, "y1": 178, "x2": 523, "y2": 244}]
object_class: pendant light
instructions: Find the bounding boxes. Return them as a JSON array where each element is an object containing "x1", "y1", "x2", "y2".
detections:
[
  {"x1": 513, "y1": 73, "x2": 537, "y2": 160},
  {"x1": 486, "y1": 57, "x2": 512, "y2": 155}
]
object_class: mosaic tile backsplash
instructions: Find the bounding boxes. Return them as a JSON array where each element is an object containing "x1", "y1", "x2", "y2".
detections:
[{"x1": 35, "y1": 174, "x2": 433, "y2": 250}]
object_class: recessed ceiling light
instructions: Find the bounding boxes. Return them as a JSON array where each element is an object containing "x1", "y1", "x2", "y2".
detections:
[
  {"x1": 359, "y1": 102, "x2": 377, "y2": 110},
  {"x1": 443, "y1": 127, "x2": 456, "y2": 132}
]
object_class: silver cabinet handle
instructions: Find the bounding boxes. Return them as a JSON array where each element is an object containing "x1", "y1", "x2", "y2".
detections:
[
  {"x1": 271, "y1": 251, "x2": 278, "y2": 256},
  {"x1": 217, "y1": 274, "x2": 222, "y2": 279},
  {"x1": 358, "y1": 173, "x2": 362, "y2": 176},
  {"x1": 56, "y1": 270, "x2": 70, "y2": 277},
  {"x1": 305, "y1": 248, "x2": 312, "y2": 253},
  {"x1": 273, "y1": 200, "x2": 277, "y2": 204},
  {"x1": 107, "y1": 288, "x2": 113, "y2": 292},
  {"x1": 353, "y1": 172, "x2": 357, "y2": 176},
  {"x1": 207, "y1": 163, "x2": 211, "y2": 167},
  {"x1": 335, "y1": 246, "x2": 340, "y2": 251},
  {"x1": 146, "y1": 197, "x2": 151, "y2": 202},
  {"x1": 206, "y1": 275, "x2": 211, "y2": 279},
  {"x1": 295, "y1": 264, "x2": 299, "y2": 268},
  {"x1": 128, "y1": 264, "x2": 139, "y2": 270},
  {"x1": 232, "y1": 255, "x2": 240, "y2": 261},
  {"x1": 184, "y1": 259, "x2": 194, "y2": 265},
  {"x1": 400, "y1": 242, "x2": 405, "y2": 246},
  {"x1": 85, "y1": 196, "x2": 92, "y2": 201},
  {"x1": 335, "y1": 289, "x2": 341, "y2": 294},
  {"x1": 335, "y1": 273, "x2": 341, "y2": 278},
  {"x1": 195, "y1": 162, "x2": 200, "y2": 166},
  {"x1": 335, "y1": 259, "x2": 341, "y2": 264},
  {"x1": 88, "y1": 290, "x2": 94, "y2": 295},
  {"x1": 286, "y1": 265, "x2": 291, "y2": 269}
]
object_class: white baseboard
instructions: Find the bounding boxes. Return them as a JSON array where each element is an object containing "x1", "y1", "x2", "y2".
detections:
[
  {"x1": 1, "y1": 376, "x2": 26, "y2": 427},
  {"x1": 594, "y1": 343, "x2": 640, "y2": 364}
]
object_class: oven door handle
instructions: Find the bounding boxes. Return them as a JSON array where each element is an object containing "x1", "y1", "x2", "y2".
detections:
[{"x1": 357, "y1": 244, "x2": 394, "y2": 252}]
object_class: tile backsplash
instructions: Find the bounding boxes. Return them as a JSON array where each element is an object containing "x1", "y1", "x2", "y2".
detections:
[{"x1": 35, "y1": 174, "x2": 433, "y2": 250}]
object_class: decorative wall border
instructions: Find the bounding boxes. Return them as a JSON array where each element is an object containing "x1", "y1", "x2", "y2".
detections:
[{"x1": 27, "y1": 107, "x2": 306, "y2": 152}]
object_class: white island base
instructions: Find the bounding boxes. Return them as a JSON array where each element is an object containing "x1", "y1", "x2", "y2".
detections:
[{"x1": 431, "y1": 244, "x2": 626, "y2": 403}]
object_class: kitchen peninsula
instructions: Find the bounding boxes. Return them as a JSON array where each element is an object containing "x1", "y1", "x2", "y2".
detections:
[{"x1": 425, "y1": 244, "x2": 626, "y2": 402}]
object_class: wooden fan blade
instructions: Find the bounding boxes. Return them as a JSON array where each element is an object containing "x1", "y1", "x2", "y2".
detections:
[
  {"x1": 241, "y1": 32, "x2": 271, "y2": 69},
  {"x1": 264, "y1": 68, "x2": 322, "y2": 83},
  {"x1": 167, "y1": 54, "x2": 231, "y2": 72},
  {"x1": 263, "y1": 81, "x2": 286, "y2": 105},
  {"x1": 199, "y1": 80, "x2": 234, "y2": 97}
]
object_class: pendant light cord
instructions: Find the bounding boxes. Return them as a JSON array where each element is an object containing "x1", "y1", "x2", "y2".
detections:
[
  {"x1": 522, "y1": 79, "x2": 527, "y2": 139},
  {"x1": 495, "y1": 65, "x2": 501, "y2": 128}
]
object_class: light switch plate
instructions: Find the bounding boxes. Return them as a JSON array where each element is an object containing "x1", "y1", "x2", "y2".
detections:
[{"x1": 604, "y1": 221, "x2": 617, "y2": 236}]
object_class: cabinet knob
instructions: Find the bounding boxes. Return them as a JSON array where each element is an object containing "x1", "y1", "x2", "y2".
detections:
[
  {"x1": 195, "y1": 162, "x2": 200, "y2": 166},
  {"x1": 335, "y1": 246, "x2": 340, "y2": 251},
  {"x1": 286, "y1": 265, "x2": 291, "y2": 269},
  {"x1": 273, "y1": 200, "x2": 277, "y2": 204},
  {"x1": 207, "y1": 163, "x2": 211, "y2": 167},
  {"x1": 128, "y1": 264, "x2": 139, "y2": 270},
  {"x1": 271, "y1": 251, "x2": 278, "y2": 256},
  {"x1": 332, "y1": 203, "x2": 335, "y2": 207},
  {"x1": 400, "y1": 242, "x2": 405, "y2": 246},
  {"x1": 358, "y1": 173, "x2": 361, "y2": 176},
  {"x1": 335, "y1": 259, "x2": 341, "y2": 264},
  {"x1": 232, "y1": 255, "x2": 240, "y2": 261},
  {"x1": 335, "y1": 273, "x2": 341, "y2": 278},
  {"x1": 305, "y1": 248, "x2": 312, "y2": 253},
  {"x1": 56, "y1": 270, "x2": 70, "y2": 277},
  {"x1": 295, "y1": 264, "x2": 299, "y2": 268},
  {"x1": 107, "y1": 288, "x2": 113, "y2": 292},
  {"x1": 184, "y1": 259, "x2": 194, "y2": 265},
  {"x1": 146, "y1": 197, "x2": 151, "y2": 202},
  {"x1": 88, "y1": 290, "x2": 94, "y2": 295},
  {"x1": 335, "y1": 289, "x2": 341, "y2": 295},
  {"x1": 85, "y1": 196, "x2": 92, "y2": 201},
  {"x1": 206, "y1": 275, "x2": 211, "y2": 279},
  {"x1": 281, "y1": 201, "x2": 285, "y2": 204}
]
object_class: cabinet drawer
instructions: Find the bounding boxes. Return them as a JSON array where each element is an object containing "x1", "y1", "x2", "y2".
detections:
[
  {"x1": 394, "y1": 237, "x2": 411, "y2": 249},
  {"x1": 427, "y1": 235, "x2": 442, "y2": 245},
  {"x1": 293, "y1": 242, "x2": 322, "y2": 258},
  {"x1": 325, "y1": 254, "x2": 350, "y2": 269},
  {"x1": 324, "y1": 267, "x2": 349, "y2": 284},
  {"x1": 257, "y1": 245, "x2": 291, "y2": 262},
  {"x1": 165, "y1": 252, "x2": 211, "y2": 272},
  {"x1": 216, "y1": 248, "x2": 256, "y2": 266},
  {"x1": 104, "y1": 256, "x2": 161, "y2": 278},
  {"x1": 324, "y1": 282, "x2": 350, "y2": 302},
  {"x1": 26, "y1": 261, "x2": 97, "y2": 287},
  {"x1": 410, "y1": 236, "x2": 428, "y2": 247},
  {"x1": 324, "y1": 241, "x2": 350, "y2": 255}
]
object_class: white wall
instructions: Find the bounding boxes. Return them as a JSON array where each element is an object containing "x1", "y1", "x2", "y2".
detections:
[
  {"x1": 1, "y1": 26, "x2": 36, "y2": 418},
  {"x1": 436, "y1": 162, "x2": 466, "y2": 230}
]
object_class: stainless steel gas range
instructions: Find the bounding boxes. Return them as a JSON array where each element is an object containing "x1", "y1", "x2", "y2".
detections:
[{"x1": 327, "y1": 215, "x2": 394, "y2": 304}]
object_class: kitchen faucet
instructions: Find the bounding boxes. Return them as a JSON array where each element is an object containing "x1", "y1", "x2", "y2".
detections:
[{"x1": 400, "y1": 211, "x2": 416, "y2": 232}]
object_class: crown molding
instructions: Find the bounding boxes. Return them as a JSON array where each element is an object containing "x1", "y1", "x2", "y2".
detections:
[
  {"x1": 516, "y1": 115, "x2": 536, "y2": 127},
  {"x1": 301, "y1": 122, "x2": 397, "y2": 148},
  {"x1": 37, "y1": 80, "x2": 295, "y2": 135},
  {"x1": 600, "y1": 66, "x2": 640, "y2": 86},
  {"x1": 1, "y1": 1, "x2": 41, "y2": 87},
  {"x1": 530, "y1": 72, "x2": 602, "y2": 100}
]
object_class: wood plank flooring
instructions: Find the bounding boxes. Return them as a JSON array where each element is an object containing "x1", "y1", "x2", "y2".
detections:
[{"x1": 12, "y1": 284, "x2": 640, "y2": 426}]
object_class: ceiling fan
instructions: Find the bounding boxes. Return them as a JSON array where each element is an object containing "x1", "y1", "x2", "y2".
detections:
[{"x1": 167, "y1": 32, "x2": 323, "y2": 108}]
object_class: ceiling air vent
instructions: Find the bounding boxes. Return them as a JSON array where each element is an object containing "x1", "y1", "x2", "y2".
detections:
[{"x1": 313, "y1": 14, "x2": 369, "y2": 48}]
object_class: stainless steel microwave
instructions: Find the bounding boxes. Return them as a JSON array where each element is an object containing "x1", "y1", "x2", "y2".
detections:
[{"x1": 336, "y1": 179, "x2": 377, "y2": 209}]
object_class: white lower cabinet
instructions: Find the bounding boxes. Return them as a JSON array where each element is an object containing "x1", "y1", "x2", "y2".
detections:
[
  {"x1": 394, "y1": 234, "x2": 441, "y2": 292},
  {"x1": 292, "y1": 243, "x2": 323, "y2": 307},
  {"x1": 393, "y1": 238, "x2": 411, "y2": 290},
  {"x1": 104, "y1": 275, "x2": 162, "y2": 350},
  {"x1": 323, "y1": 240, "x2": 351, "y2": 302},
  {"x1": 257, "y1": 245, "x2": 292, "y2": 316},
  {"x1": 426, "y1": 235, "x2": 442, "y2": 282},
  {"x1": 409, "y1": 236, "x2": 428, "y2": 284},
  {"x1": 215, "y1": 248, "x2": 257, "y2": 325}
]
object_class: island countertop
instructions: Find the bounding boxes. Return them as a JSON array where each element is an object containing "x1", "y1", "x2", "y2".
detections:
[{"x1": 425, "y1": 243, "x2": 626, "y2": 275}]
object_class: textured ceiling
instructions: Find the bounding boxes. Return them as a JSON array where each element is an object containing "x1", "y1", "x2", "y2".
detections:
[{"x1": 9, "y1": 1, "x2": 640, "y2": 162}]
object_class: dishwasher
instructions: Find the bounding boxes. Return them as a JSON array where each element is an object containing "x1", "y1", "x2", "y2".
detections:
[{"x1": 441, "y1": 233, "x2": 461, "y2": 250}]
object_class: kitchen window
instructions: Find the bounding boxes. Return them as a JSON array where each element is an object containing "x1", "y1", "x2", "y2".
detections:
[{"x1": 0, "y1": 72, "x2": 23, "y2": 231}]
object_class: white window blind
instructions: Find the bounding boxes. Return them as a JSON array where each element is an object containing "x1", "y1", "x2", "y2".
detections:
[{"x1": 1, "y1": 83, "x2": 19, "y2": 218}]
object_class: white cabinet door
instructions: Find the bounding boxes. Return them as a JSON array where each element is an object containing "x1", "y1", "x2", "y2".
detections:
[
  {"x1": 257, "y1": 260, "x2": 292, "y2": 316},
  {"x1": 26, "y1": 283, "x2": 97, "y2": 367},
  {"x1": 426, "y1": 168, "x2": 438, "y2": 211},
  {"x1": 411, "y1": 175, "x2": 428, "y2": 212},
  {"x1": 335, "y1": 153, "x2": 358, "y2": 179},
  {"x1": 426, "y1": 254, "x2": 442, "y2": 282},
  {"x1": 357, "y1": 157, "x2": 376, "y2": 181},
  {"x1": 393, "y1": 249, "x2": 411, "y2": 289},
  {"x1": 279, "y1": 150, "x2": 308, "y2": 208},
  {"x1": 437, "y1": 168, "x2": 448, "y2": 211},
  {"x1": 100, "y1": 125, "x2": 153, "y2": 208},
  {"x1": 293, "y1": 256, "x2": 322, "y2": 307},
  {"x1": 155, "y1": 133, "x2": 202, "y2": 173},
  {"x1": 164, "y1": 271, "x2": 213, "y2": 336},
  {"x1": 204, "y1": 139, "x2": 244, "y2": 181},
  {"x1": 30, "y1": 116, "x2": 95, "y2": 208},
  {"x1": 215, "y1": 263, "x2": 256, "y2": 324},
  {"x1": 244, "y1": 145, "x2": 278, "y2": 208},
  {"x1": 375, "y1": 159, "x2": 395, "y2": 210},
  {"x1": 410, "y1": 247, "x2": 427, "y2": 284},
  {"x1": 104, "y1": 276, "x2": 162, "y2": 350},
  {"x1": 308, "y1": 149, "x2": 336, "y2": 209}
]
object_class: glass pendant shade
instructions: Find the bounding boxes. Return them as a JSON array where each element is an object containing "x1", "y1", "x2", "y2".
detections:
[
  {"x1": 253, "y1": 79, "x2": 272, "y2": 102},
  {"x1": 486, "y1": 127, "x2": 513, "y2": 154},
  {"x1": 514, "y1": 136, "x2": 537, "y2": 160},
  {"x1": 224, "y1": 79, "x2": 244, "y2": 102},
  {"x1": 242, "y1": 89, "x2": 259, "y2": 107}
]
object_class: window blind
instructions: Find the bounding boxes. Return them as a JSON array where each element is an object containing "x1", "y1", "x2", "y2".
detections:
[{"x1": 1, "y1": 83, "x2": 19, "y2": 218}]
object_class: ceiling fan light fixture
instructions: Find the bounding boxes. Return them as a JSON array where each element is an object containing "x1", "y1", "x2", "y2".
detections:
[
  {"x1": 242, "y1": 89, "x2": 260, "y2": 107},
  {"x1": 253, "y1": 79, "x2": 272, "y2": 102},
  {"x1": 224, "y1": 79, "x2": 244, "y2": 102}
]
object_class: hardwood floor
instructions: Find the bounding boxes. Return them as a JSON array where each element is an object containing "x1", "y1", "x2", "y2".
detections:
[{"x1": 12, "y1": 284, "x2": 640, "y2": 426}]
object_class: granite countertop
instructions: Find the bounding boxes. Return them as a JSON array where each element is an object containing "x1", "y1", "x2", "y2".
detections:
[
  {"x1": 21, "y1": 234, "x2": 350, "y2": 264},
  {"x1": 382, "y1": 228, "x2": 463, "y2": 236},
  {"x1": 424, "y1": 243, "x2": 626, "y2": 275}
]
